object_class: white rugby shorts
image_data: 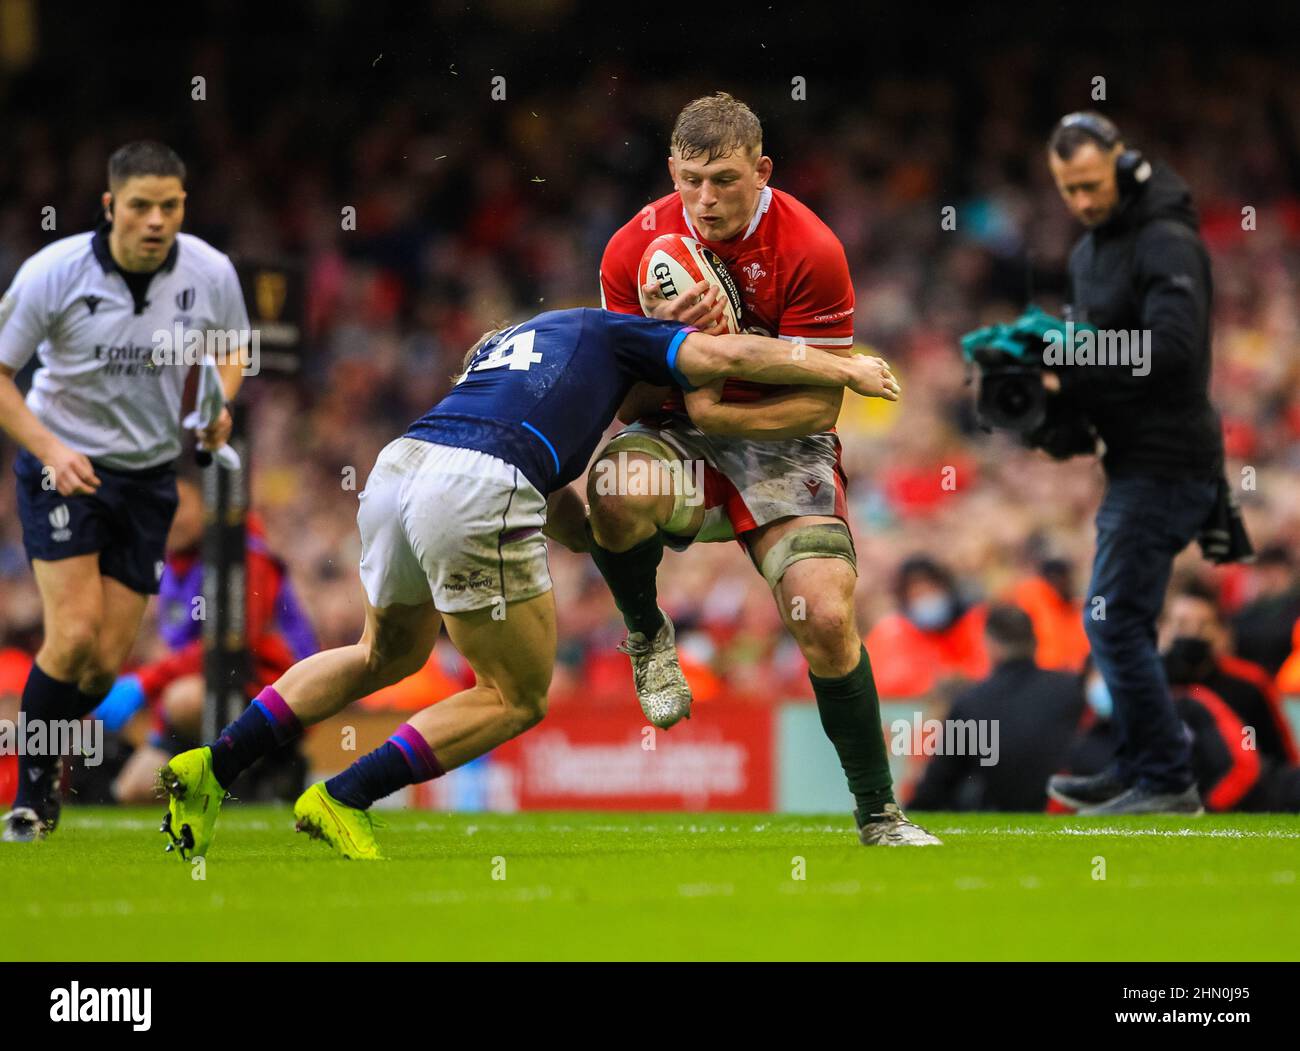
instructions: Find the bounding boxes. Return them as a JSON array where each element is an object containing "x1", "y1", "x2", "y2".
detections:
[{"x1": 357, "y1": 437, "x2": 551, "y2": 613}]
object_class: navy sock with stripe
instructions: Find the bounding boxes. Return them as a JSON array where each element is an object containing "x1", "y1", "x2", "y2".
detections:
[
  {"x1": 325, "y1": 723, "x2": 445, "y2": 810},
  {"x1": 209, "y1": 686, "x2": 303, "y2": 789}
]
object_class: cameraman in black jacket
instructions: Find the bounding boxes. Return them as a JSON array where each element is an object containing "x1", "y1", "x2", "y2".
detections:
[{"x1": 1042, "y1": 112, "x2": 1227, "y2": 815}]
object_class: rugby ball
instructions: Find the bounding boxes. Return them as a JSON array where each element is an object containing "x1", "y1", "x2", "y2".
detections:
[{"x1": 636, "y1": 234, "x2": 743, "y2": 334}]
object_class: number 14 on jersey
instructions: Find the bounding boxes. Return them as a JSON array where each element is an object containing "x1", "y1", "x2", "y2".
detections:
[{"x1": 461, "y1": 327, "x2": 543, "y2": 382}]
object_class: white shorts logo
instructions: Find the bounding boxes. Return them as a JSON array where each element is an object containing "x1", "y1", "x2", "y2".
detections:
[
  {"x1": 155, "y1": 560, "x2": 165, "y2": 581},
  {"x1": 48, "y1": 504, "x2": 71, "y2": 543}
]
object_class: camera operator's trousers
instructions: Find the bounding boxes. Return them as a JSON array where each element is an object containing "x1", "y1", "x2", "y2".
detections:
[{"x1": 1085, "y1": 474, "x2": 1219, "y2": 792}]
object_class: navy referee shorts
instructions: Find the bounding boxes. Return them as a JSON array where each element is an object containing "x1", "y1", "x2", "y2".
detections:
[{"x1": 13, "y1": 448, "x2": 179, "y2": 595}]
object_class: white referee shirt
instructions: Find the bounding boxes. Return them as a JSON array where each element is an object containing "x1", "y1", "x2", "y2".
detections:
[{"x1": 0, "y1": 228, "x2": 250, "y2": 470}]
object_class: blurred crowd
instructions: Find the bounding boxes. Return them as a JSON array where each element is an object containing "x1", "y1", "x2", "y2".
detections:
[{"x1": 2, "y1": 8, "x2": 1299, "y2": 739}]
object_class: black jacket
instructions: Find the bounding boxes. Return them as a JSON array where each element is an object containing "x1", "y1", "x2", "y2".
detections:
[
  {"x1": 1200, "y1": 660, "x2": 1297, "y2": 765},
  {"x1": 907, "y1": 658, "x2": 1085, "y2": 812},
  {"x1": 1057, "y1": 162, "x2": 1224, "y2": 479},
  {"x1": 1231, "y1": 587, "x2": 1300, "y2": 675}
]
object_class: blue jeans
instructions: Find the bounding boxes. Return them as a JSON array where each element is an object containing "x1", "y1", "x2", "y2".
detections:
[{"x1": 1084, "y1": 474, "x2": 1219, "y2": 792}]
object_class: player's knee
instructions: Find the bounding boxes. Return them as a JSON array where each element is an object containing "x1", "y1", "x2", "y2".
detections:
[
  {"x1": 588, "y1": 479, "x2": 648, "y2": 522},
  {"x1": 588, "y1": 462, "x2": 668, "y2": 537},
  {"x1": 363, "y1": 626, "x2": 428, "y2": 686},
  {"x1": 501, "y1": 682, "x2": 549, "y2": 734},
  {"x1": 787, "y1": 602, "x2": 859, "y2": 674},
  {"x1": 364, "y1": 646, "x2": 424, "y2": 688},
  {"x1": 797, "y1": 633, "x2": 861, "y2": 678},
  {"x1": 43, "y1": 620, "x2": 101, "y2": 677}
]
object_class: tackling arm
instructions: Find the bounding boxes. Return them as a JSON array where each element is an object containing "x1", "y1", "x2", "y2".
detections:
[
  {"x1": 675, "y1": 331, "x2": 863, "y2": 388},
  {"x1": 683, "y1": 382, "x2": 841, "y2": 439},
  {"x1": 675, "y1": 332, "x2": 896, "y2": 439}
]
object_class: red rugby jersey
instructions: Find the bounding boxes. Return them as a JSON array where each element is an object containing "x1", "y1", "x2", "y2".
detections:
[{"x1": 600, "y1": 186, "x2": 855, "y2": 405}]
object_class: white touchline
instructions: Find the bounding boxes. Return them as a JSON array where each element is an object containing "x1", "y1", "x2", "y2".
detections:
[{"x1": 936, "y1": 826, "x2": 1300, "y2": 838}]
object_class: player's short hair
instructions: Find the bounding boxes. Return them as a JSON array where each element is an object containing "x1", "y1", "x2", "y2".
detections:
[
  {"x1": 895, "y1": 554, "x2": 954, "y2": 600},
  {"x1": 671, "y1": 92, "x2": 762, "y2": 164},
  {"x1": 1047, "y1": 112, "x2": 1121, "y2": 162},
  {"x1": 985, "y1": 603, "x2": 1037, "y2": 657},
  {"x1": 452, "y1": 326, "x2": 506, "y2": 383},
  {"x1": 107, "y1": 141, "x2": 187, "y2": 190}
]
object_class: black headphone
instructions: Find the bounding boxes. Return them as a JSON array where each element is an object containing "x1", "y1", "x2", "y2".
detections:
[{"x1": 1055, "y1": 112, "x2": 1151, "y2": 198}]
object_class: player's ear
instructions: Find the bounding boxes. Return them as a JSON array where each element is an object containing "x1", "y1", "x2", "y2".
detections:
[
  {"x1": 668, "y1": 155, "x2": 678, "y2": 187},
  {"x1": 101, "y1": 191, "x2": 114, "y2": 224},
  {"x1": 755, "y1": 154, "x2": 773, "y2": 188}
]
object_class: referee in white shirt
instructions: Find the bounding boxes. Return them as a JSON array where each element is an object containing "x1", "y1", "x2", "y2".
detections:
[{"x1": 0, "y1": 141, "x2": 250, "y2": 841}]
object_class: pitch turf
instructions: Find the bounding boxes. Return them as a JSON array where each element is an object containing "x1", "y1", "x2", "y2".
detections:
[{"x1": 2, "y1": 808, "x2": 1297, "y2": 961}]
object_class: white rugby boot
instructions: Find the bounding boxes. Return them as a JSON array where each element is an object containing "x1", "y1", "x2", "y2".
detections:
[
  {"x1": 2, "y1": 807, "x2": 47, "y2": 842},
  {"x1": 618, "y1": 610, "x2": 693, "y2": 729},
  {"x1": 858, "y1": 803, "x2": 943, "y2": 846}
]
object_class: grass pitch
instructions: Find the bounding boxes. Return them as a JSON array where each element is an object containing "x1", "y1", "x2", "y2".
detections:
[{"x1": 2, "y1": 808, "x2": 1298, "y2": 961}]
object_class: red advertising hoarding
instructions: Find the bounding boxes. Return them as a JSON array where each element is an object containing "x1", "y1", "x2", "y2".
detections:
[{"x1": 490, "y1": 701, "x2": 775, "y2": 810}]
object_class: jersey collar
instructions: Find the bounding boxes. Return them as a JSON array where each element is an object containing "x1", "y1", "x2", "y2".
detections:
[
  {"x1": 91, "y1": 222, "x2": 180, "y2": 276},
  {"x1": 681, "y1": 185, "x2": 772, "y2": 245}
]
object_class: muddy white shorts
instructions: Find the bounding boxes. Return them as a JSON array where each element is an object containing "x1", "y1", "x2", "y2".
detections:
[
  {"x1": 357, "y1": 437, "x2": 551, "y2": 613},
  {"x1": 612, "y1": 416, "x2": 847, "y2": 547}
]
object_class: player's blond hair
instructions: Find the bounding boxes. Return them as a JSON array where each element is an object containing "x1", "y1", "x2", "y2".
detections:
[
  {"x1": 671, "y1": 92, "x2": 762, "y2": 164},
  {"x1": 452, "y1": 326, "x2": 506, "y2": 383}
]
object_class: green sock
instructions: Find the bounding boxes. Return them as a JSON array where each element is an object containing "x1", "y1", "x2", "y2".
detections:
[
  {"x1": 586, "y1": 523, "x2": 666, "y2": 638},
  {"x1": 809, "y1": 644, "x2": 896, "y2": 824}
]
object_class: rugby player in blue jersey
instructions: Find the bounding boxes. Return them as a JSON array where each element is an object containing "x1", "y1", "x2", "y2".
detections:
[{"x1": 158, "y1": 307, "x2": 898, "y2": 859}]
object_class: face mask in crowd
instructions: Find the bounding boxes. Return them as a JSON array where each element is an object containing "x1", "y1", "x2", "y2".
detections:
[
  {"x1": 1163, "y1": 636, "x2": 1214, "y2": 684},
  {"x1": 906, "y1": 593, "x2": 957, "y2": 631},
  {"x1": 1086, "y1": 677, "x2": 1113, "y2": 719}
]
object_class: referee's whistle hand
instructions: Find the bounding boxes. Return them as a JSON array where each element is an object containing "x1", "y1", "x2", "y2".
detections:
[
  {"x1": 45, "y1": 443, "x2": 101, "y2": 495},
  {"x1": 198, "y1": 407, "x2": 232, "y2": 451}
]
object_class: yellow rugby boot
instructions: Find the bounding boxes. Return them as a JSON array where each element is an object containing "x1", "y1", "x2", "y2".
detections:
[
  {"x1": 158, "y1": 747, "x2": 227, "y2": 860},
  {"x1": 293, "y1": 782, "x2": 384, "y2": 860}
]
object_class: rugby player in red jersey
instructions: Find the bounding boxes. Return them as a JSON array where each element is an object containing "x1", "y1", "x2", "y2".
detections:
[{"x1": 594, "y1": 92, "x2": 938, "y2": 845}]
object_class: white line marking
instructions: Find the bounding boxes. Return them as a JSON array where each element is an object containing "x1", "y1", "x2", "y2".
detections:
[{"x1": 938, "y1": 826, "x2": 1300, "y2": 839}]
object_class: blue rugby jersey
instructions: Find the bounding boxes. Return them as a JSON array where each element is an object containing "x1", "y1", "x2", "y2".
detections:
[{"x1": 404, "y1": 308, "x2": 694, "y2": 493}]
